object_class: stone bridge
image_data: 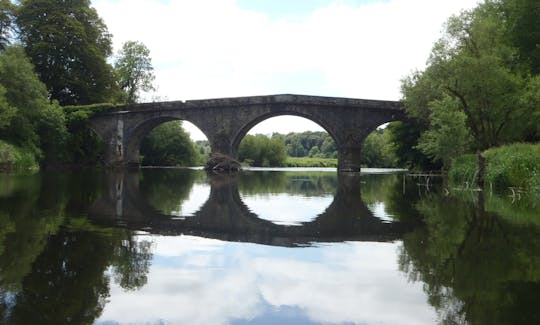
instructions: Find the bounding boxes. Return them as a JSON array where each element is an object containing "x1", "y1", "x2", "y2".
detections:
[{"x1": 89, "y1": 94, "x2": 405, "y2": 171}]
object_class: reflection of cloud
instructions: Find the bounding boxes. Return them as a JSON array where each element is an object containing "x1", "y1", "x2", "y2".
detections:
[
  {"x1": 241, "y1": 193, "x2": 334, "y2": 225},
  {"x1": 369, "y1": 201, "x2": 395, "y2": 223},
  {"x1": 171, "y1": 183, "x2": 211, "y2": 217},
  {"x1": 254, "y1": 243, "x2": 434, "y2": 324},
  {"x1": 97, "y1": 237, "x2": 436, "y2": 324}
]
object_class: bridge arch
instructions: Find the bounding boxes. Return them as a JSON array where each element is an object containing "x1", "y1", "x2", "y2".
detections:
[
  {"x1": 231, "y1": 112, "x2": 339, "y2": 157},
  {"x1": 125, "y1": 116, "x2": 209, "y2": 166}
]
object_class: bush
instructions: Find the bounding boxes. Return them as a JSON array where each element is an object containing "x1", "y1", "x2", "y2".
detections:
[{"x1": 0, "y1": 140, "x2": 38, "y2": 172}]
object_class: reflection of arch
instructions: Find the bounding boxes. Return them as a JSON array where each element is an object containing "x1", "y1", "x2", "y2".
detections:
[
  {"x1": 88, "y1": 171, "x2": 410, "y2": 246},
  {"x1": 231, "y1": 112, "x2": 338, "y2": 155}
]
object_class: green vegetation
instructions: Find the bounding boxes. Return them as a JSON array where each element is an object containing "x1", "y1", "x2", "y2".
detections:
[
  {"x1": 140, "y1": 121, "x2": 200, "y2": 166},
  {"x1": 0, "y1": 1, "x2": 163, "y2": 171},
  {"x1": 238, "y1": 134, "x2": 287, "y2": 167},
  {"x1": 284, "y1": 157, "x2": 337, "y2": 168},
  {"x1": 397, "y1": 0, "x2": 540, "y2": 171},
  {"x1": 449, "y1": 142, "x2": 540, "y2": 192},
  {"x1": 114, "y1": 41, "x2": 155, "y2": 104},
  {"x1": 17, "y1": 0, "x2": 119, "y2": 105},
  {"x1": 239, "y1": 128, "x2": 397, "y2": 168},
  {"x1": 0, "y1": 140, "x2": 38, "y2": 172}
]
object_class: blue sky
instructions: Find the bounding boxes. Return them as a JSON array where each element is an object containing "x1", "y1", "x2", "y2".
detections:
[{"x1": 93, "y1": 0, "x2": 479, "y2": 139}]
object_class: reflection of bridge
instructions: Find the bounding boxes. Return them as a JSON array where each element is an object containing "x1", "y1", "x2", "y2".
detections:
[
  {"x1": 88, "y1": 94, "x2": 405, "y2": 171},
  {"x1": 89, "y1": 172, "x2": 410, "y2": 247}
]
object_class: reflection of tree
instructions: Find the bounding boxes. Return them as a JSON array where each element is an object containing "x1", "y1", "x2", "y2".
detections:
[
  {"x1": 139, "y1": 168, "x2": 200, "y2": 214},
  {"x1": 111, "y1": 233, "x2": 153, "y2": 291},
  {"x1": 0, "y1": 172, "x2": 154, "y2": 324},
  {"x1": 238, "y1": 171, "x2": 337, "y2": 196},
  {"x1": 399, "y1": 193, "x2": 540, "y2": 324}
]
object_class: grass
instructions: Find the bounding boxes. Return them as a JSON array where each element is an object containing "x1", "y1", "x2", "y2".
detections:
[
  {"x1": 449, "y1": 142, "x2": 540, "y2": 193},
  {"x1": 284, "y1": 157, "x2": 338, "y2": 168}
]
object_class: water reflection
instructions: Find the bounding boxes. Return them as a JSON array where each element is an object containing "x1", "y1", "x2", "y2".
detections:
[
  {"x1": 88, "y1": 170, "x2": 410, "y2": 246},
  {"x1": 0, "y1": 170, "x2": 539, "y2": 324}
]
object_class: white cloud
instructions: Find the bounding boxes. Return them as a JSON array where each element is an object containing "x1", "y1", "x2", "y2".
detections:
[{"x1": 93, "y1": 0, "x2": 479, "y2": 139}]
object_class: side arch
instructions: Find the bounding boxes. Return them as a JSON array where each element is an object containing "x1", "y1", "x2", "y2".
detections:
[{"x1": 124, "y1": 116, "x2": 210, "y2": 166}]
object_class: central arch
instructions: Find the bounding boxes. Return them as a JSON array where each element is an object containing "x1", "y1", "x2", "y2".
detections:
[{"x1": 231, "y1": 111, "x2": 340, "y2": 157}]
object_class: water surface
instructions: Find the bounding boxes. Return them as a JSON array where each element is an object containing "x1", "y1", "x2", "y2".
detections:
[{"x1": 0, "y1": 169, "x2": 538, "y2": 324}]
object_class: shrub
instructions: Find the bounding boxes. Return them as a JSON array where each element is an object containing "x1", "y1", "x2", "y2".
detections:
[
  {"x1": 449, "y1": 143, "x2": 540, "y2": 192},
  {"x1": 0, "y1": 140, "x2": 38, "y2": 172}
]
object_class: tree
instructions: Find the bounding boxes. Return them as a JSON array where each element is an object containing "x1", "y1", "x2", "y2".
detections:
[
  {"x1": 114, "y1": 41, "x2": 155, "y2": 104},
  {"x1": 0, "y1": 0, "x2": 14, "y2": 50},
  {"x1": 0, "y1": 46, "x2": 50, "y2": 156},
  {"x1": 502, "y1": 0, "x2": 540, "y2": 73},
  {"x1": 415, "y1": 96, "x2": 472, "y2": 170},
  {"x1": 401, "y1": 1, "x2": 538, "y2": 169},
  {"x1": 238, "y1": 134, "x2": 286, "y2": 167},
  {"x1": 16, "y1": 0, "x2": 117, "y2": 105},
  {"x1": 140, "y1": 121, "x2": 200, "y2": 166}
]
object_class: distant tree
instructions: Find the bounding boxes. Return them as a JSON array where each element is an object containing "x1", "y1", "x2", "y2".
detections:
[
  {"x1": 239, "y1": 134, "x2": 286, "y2": 167},
  {"x1": 140, "y1": 121, "x2": 200, "y2": 166},
  {"x1": 114, "y1": 41, "x2": 155, "y2": 104},
  {"x1": 16, "y1": 0, "x2": 118, "y2": 105}
]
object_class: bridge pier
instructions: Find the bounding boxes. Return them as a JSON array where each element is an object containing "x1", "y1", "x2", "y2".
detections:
[{"x1": 337, "y1": 145, "x2": 363, "y2": 172}]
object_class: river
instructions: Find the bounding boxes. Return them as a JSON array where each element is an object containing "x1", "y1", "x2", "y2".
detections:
[{"x1": 0, "y1": 168, "x2": 539, "y2": 324}]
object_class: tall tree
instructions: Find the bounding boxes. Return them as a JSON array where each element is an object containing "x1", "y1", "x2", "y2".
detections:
[
  {"x1": 16, "y1": 0, "x2": 117, "y2": 105},
  {"x1": 401, "y1": 0, "x2": 535, "y2": 165},
  {"x1": 114, "y1": 41, "x2": 155, "y2": 104}
]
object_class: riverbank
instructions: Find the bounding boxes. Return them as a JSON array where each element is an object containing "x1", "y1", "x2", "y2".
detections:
[{"x1": 449, "y1": 143, "x2": 540, "y2": 193}]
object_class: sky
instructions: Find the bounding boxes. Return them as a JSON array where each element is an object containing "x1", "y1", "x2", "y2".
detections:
[{"x1": 92, "y1": 0, "x2": 480, "y2": 139}]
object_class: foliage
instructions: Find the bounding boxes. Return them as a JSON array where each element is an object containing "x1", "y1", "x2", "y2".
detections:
[
  {"x1": 0, "y1": 46, "x2": 53, "y2": 159},
  {"x1": 16, "y1": 0, "x2": 118, "y2": 105},
  {"x1": 387, "y1": 121, "x2": 440, "y2": 171},
  {"x1": 449, "y1": 142, "x2": 540, "y2": 192},
  {"x1": 0, "y1": 0, "x2": 13, "y2": 50},
  {"x1": 401, "y1": 0, "x2": 540, "y2": 169},
  {"x1": 140, "y1": 121, "x2": 200, "y2": 166},
  {"x1": 415, "y1": 96, "x2": 472, "y2": 170},
  {"x1": 0, "y1": 140, "x2": 38, "y2": 172},
  {"x1": 362, "y1": 128, "x2": 398, "y2": 167},
  {"x1": 280, "y1": 131, "x2": 337, "y2": 158},
  {"x1": 238, "y1": 134, "x2": 287, "y2": 167},
  {"x1": 503, "y1": 0, "x2": 540, "y2": 74},
  {"x1": 114, "y1": 40, "x2": 155, "y2": 104}
]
